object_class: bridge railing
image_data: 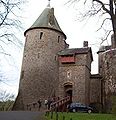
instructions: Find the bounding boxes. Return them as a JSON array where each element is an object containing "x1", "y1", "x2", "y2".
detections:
[
  {"x1": 26, "y1": 96, "x2": 71, "y2": 111},
  {"x1": 50, "y1": 96, "x2": 71, "y2": 112}
]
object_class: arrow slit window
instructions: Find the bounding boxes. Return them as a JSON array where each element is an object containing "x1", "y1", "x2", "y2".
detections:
[{"x1": 40, "y1": 32, "x2": 43, "y2": 39}]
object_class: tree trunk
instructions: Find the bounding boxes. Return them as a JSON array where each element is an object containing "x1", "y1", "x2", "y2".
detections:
[{"x1": 110, "y1": 0, "x2": 116, "y2": 48}]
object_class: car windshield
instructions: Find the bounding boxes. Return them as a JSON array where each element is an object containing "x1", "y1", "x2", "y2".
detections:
[{"x1": 70, "y1": 103, "x2": 85, "y2": 107}]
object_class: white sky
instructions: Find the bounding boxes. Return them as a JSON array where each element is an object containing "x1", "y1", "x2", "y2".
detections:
[{"x1": 0, "y1": 0, "x2": 112, "y2": 96}]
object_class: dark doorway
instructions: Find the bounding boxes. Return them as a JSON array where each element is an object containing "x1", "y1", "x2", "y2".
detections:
[
  {"x1": 66, "y1": 89, "x2": 72, "y2": 102},
  {"x1": 64, "y1": 84, "x2": 73, "y2": 102}
]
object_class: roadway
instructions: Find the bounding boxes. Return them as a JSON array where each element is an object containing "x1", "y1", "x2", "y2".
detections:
[{"x1": 0, "y1": 111, "x2": 45, "y2": 120}]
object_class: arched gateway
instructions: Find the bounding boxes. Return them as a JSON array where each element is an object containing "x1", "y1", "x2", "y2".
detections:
[{"x1": 63, "y1": 82, "x2": 73, "y2": 102}]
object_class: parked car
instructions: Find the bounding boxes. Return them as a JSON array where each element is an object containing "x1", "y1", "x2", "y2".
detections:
[{"x1": 68, "y1": 102, "x2": 93, "y2": 113}]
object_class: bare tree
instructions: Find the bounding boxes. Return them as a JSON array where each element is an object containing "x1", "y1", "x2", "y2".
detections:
[
  {"x1": 0, "y1": 0, "x2": 25, "y2": 55},
  {"x1": 0, "y1": 89, "x2": 15, "y2": 111},
  {"x1": 67, "y1": 0, "x2": 116, "y2": 45},
  {"x1": 0, "y1": 0, "x2": 25, "y2": 101},
  {"x1": 0, "y1": 90, "x2": 15, "y2": 102}
]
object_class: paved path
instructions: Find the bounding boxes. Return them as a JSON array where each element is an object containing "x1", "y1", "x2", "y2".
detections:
[{"x1": 0, "y1": 111, "x2": 45, "y2": 120}]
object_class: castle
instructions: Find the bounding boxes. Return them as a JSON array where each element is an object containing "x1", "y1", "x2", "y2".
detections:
[{"x1": 13, "y1": 4, "x2": 116, "y2": 112}]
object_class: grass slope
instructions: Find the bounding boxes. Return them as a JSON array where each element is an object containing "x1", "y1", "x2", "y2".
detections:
[{"x1": 46, "y1": 112, "x2": 116, "y2": 120}]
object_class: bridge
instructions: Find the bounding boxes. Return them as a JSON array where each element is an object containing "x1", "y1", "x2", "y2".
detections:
[{"x1": 26, "y1": 96, "x2": 71, "y2": 112}]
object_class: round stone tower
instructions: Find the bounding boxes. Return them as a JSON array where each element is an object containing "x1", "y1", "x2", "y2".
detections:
[{"x1": 13, "y1": 5, "x2": 67, "y2": 110}]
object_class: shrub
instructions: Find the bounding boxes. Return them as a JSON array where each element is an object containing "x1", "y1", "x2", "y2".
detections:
[
  {"x1": 0, "y1": 100, "x2": 14, "y2": 111},
  {"x1": 111, "y1": 95, "x2": 116, "y2": 115}
]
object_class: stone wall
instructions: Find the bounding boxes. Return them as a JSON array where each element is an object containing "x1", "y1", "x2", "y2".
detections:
[
  {"x1": 90, "y1": 75, "x2": 101, "y2": 104},
  {"x1": 100, "y1": 49, "x2": 116, "y2": 111},
  {"x1": 101, "y1": 49, "x2": 116, "y2": 94},
  {"x1": 85, "y1": 51, "x2": 92, "y2": 104},
  {"x1": 59, "y1": 65, "x2": 86, "y2": 104}
]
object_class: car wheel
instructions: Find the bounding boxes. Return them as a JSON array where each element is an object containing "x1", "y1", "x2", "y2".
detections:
[
  {"x1": 88, "y1": 109, "x2": 92, "y2": 113},
  {"x1": 72, "y1": 109, "x2": 76, "y2": 112}
]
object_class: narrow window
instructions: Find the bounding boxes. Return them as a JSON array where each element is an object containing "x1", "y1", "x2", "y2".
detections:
[
  {"x1": 40, "y1": 32, "x2": 43, "y2": 39},
  {"x1": 67, "y1": 71, "x2": 71, "y2": 79},
  {"x1": 58, "y1": 36, "x2": 60, "y2": 43},
  {"x1": 38, "y1": 53, "x2": 40, "y2": 58},
  {"x1": 55, "y1": 56, "x2": 57, "y2": 61}
]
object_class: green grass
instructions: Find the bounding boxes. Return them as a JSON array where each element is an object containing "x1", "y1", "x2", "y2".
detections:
[{"x1": 45, "y1": 112, "x2": 116, "y2": 120}]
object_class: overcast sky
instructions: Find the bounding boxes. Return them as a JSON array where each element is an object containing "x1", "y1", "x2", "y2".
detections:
[{"x1": 0, "y1": 0, "x2": 112, "y2": 96}]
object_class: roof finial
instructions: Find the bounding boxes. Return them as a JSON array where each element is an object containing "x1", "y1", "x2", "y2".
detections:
[{"x1": 47, "y1": 0, "x2": 51, "y2": 8}]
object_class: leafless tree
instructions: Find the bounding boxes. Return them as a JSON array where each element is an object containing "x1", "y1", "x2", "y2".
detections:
[
  {"x1": 0, "y1": 90, "x2": 15, "y2": 102},
  {"x1": 0, "y1": 0, "x2": 25, "y2": 85},
  {"x1": 0, "y1": 89, "x2": 15, "y2": 111},
  {"x1": 0, "y1": 0, "x2": 25, "y2": 100},
  {"x1": 66, "y1": 0, "x2": 116, "y2": 45},
  {"x1": 0, "y1": 0, "x2": 25, "y2": 56}
]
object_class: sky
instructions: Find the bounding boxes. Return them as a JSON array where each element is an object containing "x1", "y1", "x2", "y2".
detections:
[{"x1": 0, "y1": 0, "x2": 112, "y2": 96}]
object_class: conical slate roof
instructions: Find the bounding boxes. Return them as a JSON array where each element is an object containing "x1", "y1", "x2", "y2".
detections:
[{"x1": 24, "y1": 7, "x2": 66, "y2": 38}]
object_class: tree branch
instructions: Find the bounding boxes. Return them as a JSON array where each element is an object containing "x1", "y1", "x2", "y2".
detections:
[
  {"x1": 100, "y1": 30, "x2": 112, "y2": 45},
  {"x1": 97, "y1": 18, "x2": 111, "y2": 31},
  {"x1": 93, "y1": 0, "x2": 111, "y2": 15},
  {"x1": 0, "y1": 2, "x2": 9, "y2": 26}
]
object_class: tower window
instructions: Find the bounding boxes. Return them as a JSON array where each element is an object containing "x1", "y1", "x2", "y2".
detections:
[
  {"x1": 55, "y1": 56, "x2": 57, "y2": 61},
  {"x1": 40, "y1": 32, "x2": 43, "y2": 39},
  {"x1": 67, "y1": 70, "x2": 71, "y2": 79},
  {"x1": 38, "y1": 53, "x2": 40, "y2": 58},
  {"x1": 58, "y1": 36, "x2": 60, "y2": 43}
]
